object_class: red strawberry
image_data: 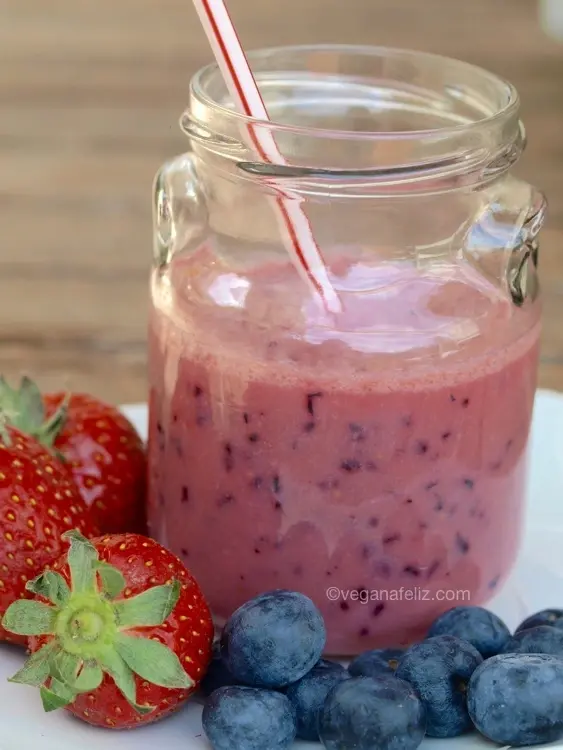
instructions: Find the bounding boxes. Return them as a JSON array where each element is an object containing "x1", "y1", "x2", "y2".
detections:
[
  {"x1": 0, "y1": 428, "x2": 96, "y2": 645},
  {"x1": 0, "y1": 377, "x2": 147, "y2": 534},
  {"x1": 2, "y1": 531, "x2": 214, "y2": 729}
]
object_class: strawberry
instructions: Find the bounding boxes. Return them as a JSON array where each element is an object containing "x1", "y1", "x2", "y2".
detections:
[
  {"x1": 0, "y1": 377, "x2": 147, "y2": 534},
  {"x1": 2, "y1": 531, "x2": 214, "y2": 729},
  {"x1": 0, "y1": 428, "x2": 96, "y2": 645}
]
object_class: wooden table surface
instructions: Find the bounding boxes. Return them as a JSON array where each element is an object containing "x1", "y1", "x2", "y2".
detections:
[{"x1": 1, "y1": 0, "x2": 562, "y2": 404}]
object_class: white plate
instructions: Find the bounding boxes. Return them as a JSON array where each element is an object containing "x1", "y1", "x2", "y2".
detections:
[{"x1": 1, "y1": 390, "x2": 563, "y2": 750}]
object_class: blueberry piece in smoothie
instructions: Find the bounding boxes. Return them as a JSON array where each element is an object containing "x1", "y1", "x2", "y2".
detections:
[
  {"x1": 306, "y1": 391, "x2": 322, "y2": 417},
  {"x1": 404, "y1": 565, "x2": 421, "y2": 577},
  {"x1": 502, "y1": 625, "x2": 563, "y2": 657},
  {"x1": 217, "y1": 493, "x2": 235, "y2": 507},
  {"x1": 374, "y1": 561, "x2": 392, "y2": 578},
  {"x1": 171, "y1": 437, "x2": 183, "y2": 457},
  {"x1": 349, "y1": 423, "x2": 366, "y2": 441},
  {"x1": 348, "y1": 647, "x2": 405, "y2": 678},
  {"x1": 455, "y1": 534, "x2": 470, "y2": 555},
  {"x1": 396, "y1": 634, "x2": 483, "y2": 737},
  {"x1": 468, "y1": 654, "x2": 563, "y2": 746},
  {"x1": 515, "y1": 609, "x2": 563, "y2": 633},
  {"x1": 428, "y1": 606, "x2": 511, "y2": 657},
  {"x1": 202, "y1": 686, "x2": 296, "y2": 750},
  {"x1": 156, "y1": 421, "x2": 165, "y2": 450},
  {"x1": 221, "y1": 590, "x2": 326, "y2": 688},
  {"x1": 318, "y1": 676, "x2": 426, "y2": 750},
  {"x1": 286, "y1": 660, "x2": 348, "y2": 740},
  {"x1": 223, "y1": 442, "x2": 234, "y2": 472},
  {"x1": 340, "y1": 459, "x2": 362, "y2": 473}
]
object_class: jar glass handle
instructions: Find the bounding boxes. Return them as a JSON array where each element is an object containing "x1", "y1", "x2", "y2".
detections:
[
  {"x1": 506, "y1": 187, "x2": 546, "y2": 306},
  {"x1": 152, "y1": 154, "x2": 207, "y2": 271}
]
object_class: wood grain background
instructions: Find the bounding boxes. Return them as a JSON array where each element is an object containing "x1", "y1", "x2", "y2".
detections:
[{"x1": 1, "y1": 0, "x2": 562, "y2": 404}]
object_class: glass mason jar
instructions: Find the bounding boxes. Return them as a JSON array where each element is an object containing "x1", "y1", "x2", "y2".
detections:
[{"x1": 148, "y1": 45, "x2": 544, "y2": 655}]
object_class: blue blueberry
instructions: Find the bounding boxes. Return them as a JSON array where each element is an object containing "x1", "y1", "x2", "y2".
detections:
[
  {"x1": 515, "y1": 608, "x2": 563, "y2": 633},
  {"x1": 502, "y1": 625, "x2": 563, "y2": 657},
  {"x1": 221, "y1": 590, "x2": 326, "y2": 688},
  {"x1": 200, "y1": 641, "x2": 246, "y2": 697},
  {"x1": 427, "y1": 606, "x2": 510, "y2": 658},
  {"x1": 395, "y1": 634, "x2": 483, "y2": 737},
  {"x1": 318, "y1": 675, "x2": 425, "y2": 750},
  {"x1": 202, "y1": 686, "x2": 297, "y2": 750},
  {"x1": 348, "y1": 648, "x2": 405, "y2": 678},
  {"x1": 468, "y1": 653, "x2": 563, "y2": 746},
  {"x1": 316, "y1": 658, "x2": 347, "y2": 672},
  {"x1": 285, "y1": 660, "x2": 349, "y2": 740}
]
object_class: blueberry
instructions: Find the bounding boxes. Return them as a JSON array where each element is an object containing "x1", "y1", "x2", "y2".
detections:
[
  {"x1": 285, "y1": 660, "x2": 348, "y2": 741},
  {"x1": 316, "y1": 658, "x2": 347, "y2": 673},
  {"x1": 468, "y1": 653, "x2": 563, "y2": 746},
  {"x1": 221, "y1": 590, "x2": 326, "y2": 688},
  {"x1": 202, "y1": 686, "x2": 297, "y2": 750},
  {"x1": 348, "y1": 648, "x2": 405, "y2": 678},
  {"x1": 502, "y1": 625, "x2": 563, "y2": 657},
  {"x1": 428, "y1": 606, "x2": 511, "y2": 657},
  {"x1": 395, "y1": 634, "x2": 483, "y2": 737},
  {"x1": 515, "y1": 608, "x2": 563, "y2": 633},
  {"x1": 318, "y1": 675, "x2": 425, "y2": 750},
  {"x1": 200, "y1": 642, "x2": 246, "y2": 697}
]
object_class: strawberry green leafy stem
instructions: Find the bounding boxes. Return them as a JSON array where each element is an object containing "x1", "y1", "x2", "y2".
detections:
[
  {"x1": 1, "y1": 530, "x2": 193, "y2": 714},
  {"x1": 0, "y1": 375, "x2": 68, "y2": 453}
]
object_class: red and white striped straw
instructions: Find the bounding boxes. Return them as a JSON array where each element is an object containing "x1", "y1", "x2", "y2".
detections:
[{"x1": 191, "y1": 0, "x2": 341, "y2": 314}]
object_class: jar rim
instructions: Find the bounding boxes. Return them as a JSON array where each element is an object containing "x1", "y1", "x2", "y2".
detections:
[{"x1": 189, "y1": 43, "x2": 519, "y2": 142}]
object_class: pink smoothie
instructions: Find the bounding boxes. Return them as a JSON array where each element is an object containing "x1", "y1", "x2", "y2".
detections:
[{"x1": 147, "y1": 246, "x2": 540, "y2": 654}]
